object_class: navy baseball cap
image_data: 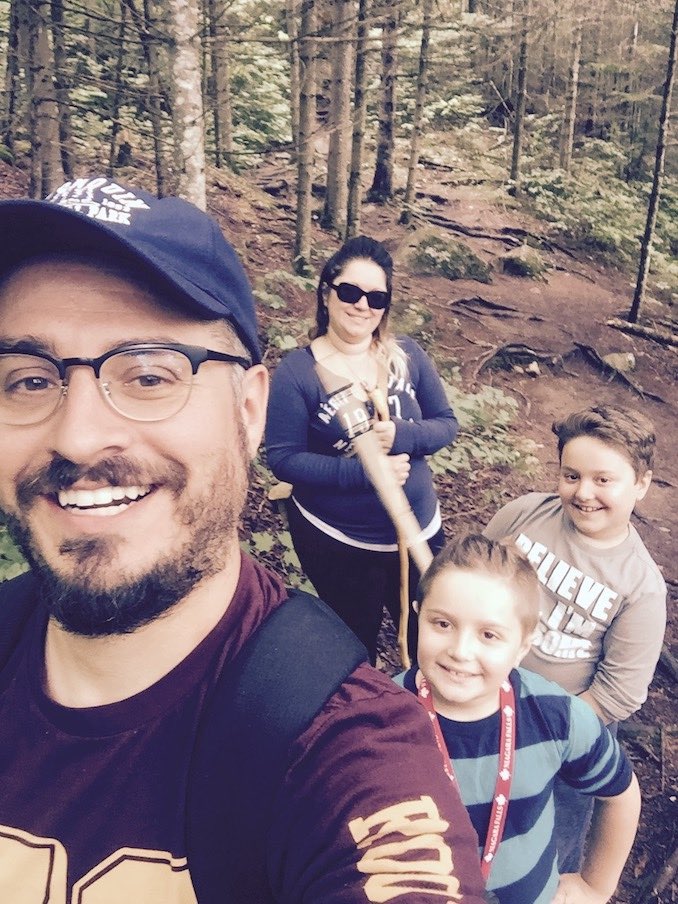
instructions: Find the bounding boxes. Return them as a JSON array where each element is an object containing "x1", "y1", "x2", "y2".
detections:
[{"x1": 0, "y1": 177, "x2": 262, "y2": 363}]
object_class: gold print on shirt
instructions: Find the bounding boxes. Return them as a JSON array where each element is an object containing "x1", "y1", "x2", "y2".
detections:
[
  {"x1": 0, "y1": 826, "x2": 67, "y2": 903},
  {"x1": 0, "y1": 826, "x2": 197, "y2": 904},
  {"x1": 347, "y1": 796, "x2": 462, "y2": 902}
]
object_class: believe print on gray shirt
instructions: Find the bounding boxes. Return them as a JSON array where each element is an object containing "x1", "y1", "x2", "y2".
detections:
[{"x1": 484, "y1": 493, "x2": 666, "y2": 723}]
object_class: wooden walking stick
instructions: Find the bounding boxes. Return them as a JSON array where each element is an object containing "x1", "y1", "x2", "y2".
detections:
[{"x1": 315, "y1": 363, "x2": 433, "y2": 668}]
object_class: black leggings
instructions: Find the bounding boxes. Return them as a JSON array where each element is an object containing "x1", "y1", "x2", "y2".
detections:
[{"x1": 286, "y1": 500, "x2": 445, "y2": 664}]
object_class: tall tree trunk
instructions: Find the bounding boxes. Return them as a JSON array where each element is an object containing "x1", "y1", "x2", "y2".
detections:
[
  {"x1": 294, "y1": 0, "x2": 317, "y2": 274},
  {"x1": 285, "y1": 0, "x2": 301, "y2": 156},
  {"x1": 623, "y1": 10, "x2": 640, "y2": 172},
  {"x1": 27, "y1": 0, "x2": 64, "y2": 197},
  {"x1": 50, "y1": 0, "x2": 75, "y2": 179},
  {"x1": 540, "y1": 0, "x2": 557, "y2": 108},
  {"x1": 401, "y1": 0, "x2": 433, "y2": 222},
  {"x1": 559, "y1": 16, "x2": 582, "y2": 172},
  {"x1": 321, "y1": 0, "x2": 355, "y2": 235},
  {"x1": 628, "y1": 0, "x2": 678, "y2": 324},
  {"x1": 123, "y1": 0, "x2": 169, "y2": 196},
  {"x1": 208, "y1": 0, "x2": 233, "y2": 169},
  {"x1": 503, "y1": 0, "x2": 516, "y2": 101},
  {"x1": 2, "y1": 0, "x2": 21, "y2": 154},
  {"x1": 108, "y1": 1, "x2": 129, "y2": 175},
  {"x1": 367, "y1": 3, "x2": 399, "y2": 203},
  {"x1": 509, "y1": 0, "x2": 529, "y2": 190},
  {"x1": 346, "y1": 0, "x2": 369, "y2": 238},
  {"x1": 585, "y1": 1, "x2": 605, "y2": 138},
  {"x1": 167, "y1": 0, "x2": 206, "y2": 208}
]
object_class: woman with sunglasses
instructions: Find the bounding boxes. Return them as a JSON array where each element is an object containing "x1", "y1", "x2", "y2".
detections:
[{"x1": 266, "y1": 236, "x2": 458, "y2": 663}]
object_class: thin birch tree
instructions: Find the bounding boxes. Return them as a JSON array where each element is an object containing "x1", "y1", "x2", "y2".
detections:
[
  {"x1": 367, "y1": 1, "x2": 399, "y2": 203},
  {"x1": 50, "y1": 0, "x2": 75, "y2": 179},
  {"x1": 27, "y1": 0, "x2": 64, "y2": 197},
  {"x1": 2, "y1": 0, "x2": 21, "y2": 154},
  {"x1": 559, "y1": 14, "x2": 582, "y2": 172},
  {"x1": 628, "y1": 0, "x2": 678, "y2": 323},
  {"x1": 122, "y1": 0, "x2": 169, "y2": 197},
  {"x1": 285, "y1": 0, "x2": 301, "y2": 156},
  {"x1": 346, "y1": 0, "x2": 370, "y2": 237},
  {"x1": 509, "y1": 0, "x2": 530, "y2": 190},
  {"x1": 294, "y1": 0, "x2": 317, "y2": 274},
  {"x1": 207, "y1": 0, "x2": 233, "y2": 169},
  {"x1": 107, "y1": 1, "x2": 129, "y2": 175},
  {"x1": 401, "y1": 0, "x2": 433, "y2": 222},
  {"x1": 166, "y1": 0, "x2": 206, "y2": 208},
  {"x1": 321, "y1": 0, "x2": 355, "y2": 235}
]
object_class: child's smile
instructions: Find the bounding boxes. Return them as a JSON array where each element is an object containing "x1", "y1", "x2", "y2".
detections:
[
  {"x1": 417, "y1": 568, "x2": 532, "y2": 722},
  {"x1": 558, "y1": 436, "x2": 652, "y2": 548}
]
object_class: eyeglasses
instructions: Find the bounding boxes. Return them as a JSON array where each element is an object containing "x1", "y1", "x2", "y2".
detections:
[
  {"x1": 0, "y1": 342, "x2": 251, "y2": 425},
  {"x1": 328, "y1": 281, "x2": 390, "y2": 311}
]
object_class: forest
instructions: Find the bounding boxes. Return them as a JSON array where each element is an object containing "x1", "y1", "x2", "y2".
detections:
[
  {"x1": 1, "y1": 0, "x2": 677, "y2": 320},
  {"x1": 0, "y1": 0, "x2": 677, "y2": 901}
]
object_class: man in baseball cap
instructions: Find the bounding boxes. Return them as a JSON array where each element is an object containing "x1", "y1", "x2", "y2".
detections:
[{"x1": 0, "y1": 178, "x2": 486, "y2": 903}]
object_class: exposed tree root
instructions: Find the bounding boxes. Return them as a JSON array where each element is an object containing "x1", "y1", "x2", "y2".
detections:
[
  {"x1": 572, "y1": 342, "x2": 666, "y2": 403},
  {"x1": 451, "y1": 295, "x2": 545, "y2": 321}
]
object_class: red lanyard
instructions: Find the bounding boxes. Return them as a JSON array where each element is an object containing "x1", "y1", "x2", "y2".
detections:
[{"x1": 417, "y1": 672, "x2": 516, "y2": 881}]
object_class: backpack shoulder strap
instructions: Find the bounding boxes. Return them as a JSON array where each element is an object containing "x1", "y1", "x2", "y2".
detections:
[
  {"x1": 187, "y1": 589, "x2": 368, "y2": 904},
  {"x1": 0, "y1": 571, "x2": 38, "y2": 671}
]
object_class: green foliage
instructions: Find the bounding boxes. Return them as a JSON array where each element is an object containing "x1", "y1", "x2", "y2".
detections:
[
  {"x1": 254, "y1": 288, "x2": 286, "y2": 310},
  {"x1": 265, "y1": 321, "x2": 308, "y2": 350},
  {"x1": 226, "y1": 44, "x2": 292, "y2": 161},
  {"x1": 390, "y1": 300, "x2": 434, "y2": 346},
  {"x1": 255, "y1": 528, "x2": 314, "y2": 593},
  {"x1": 263, "y1": 269, "x2": 316, "y2": 295},
  {"x1": 255, "y1": 269, "x2": 317, "y2": 316},
  {"x1": 0, "y1": 525, "x2": 27, "y2": 583},
  {"x1": 429, "y1": 381, "x2": 539, "y2": 478},
  {"x1": 408, "y1": 233, "x2": 493, "y2": 283},
  {"x1": 424, "y1": 93, "x2": 487, "y2": 130},
  {"x1": 519, "y1": 156, "x2": 642, "y2": 262},
  {"x1": 518, "y1": 132, "x2": 678, "y2": 288}
]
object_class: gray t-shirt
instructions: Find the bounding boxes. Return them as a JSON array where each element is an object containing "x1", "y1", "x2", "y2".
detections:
[{"x1": 484, "y1": 492, "x2": 666, "y2": 723}]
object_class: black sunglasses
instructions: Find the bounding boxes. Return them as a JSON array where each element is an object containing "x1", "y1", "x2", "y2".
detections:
[{"x1": 328, "y1": 281, "x2": 390, "y2": 311}]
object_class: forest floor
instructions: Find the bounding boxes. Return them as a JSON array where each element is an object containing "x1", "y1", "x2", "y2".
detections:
[{"x1": 1, "y1": 157, "x2": 676, "y2": 901}]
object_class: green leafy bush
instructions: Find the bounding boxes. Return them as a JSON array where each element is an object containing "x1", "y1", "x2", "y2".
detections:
[
  {"x1": 429, "y1": 381, "x2": 539, "y2": 477},
  {"x1": 0, "y1": 525, "x2": 27, "y2": 583},
  {"x1": 500, "y1": 246, "x2": 547, "y2": 278}
]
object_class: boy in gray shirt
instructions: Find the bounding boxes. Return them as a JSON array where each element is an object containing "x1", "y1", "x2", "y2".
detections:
[{"x1": 484, "y1": 405, "x2": 666, "y2": 869}]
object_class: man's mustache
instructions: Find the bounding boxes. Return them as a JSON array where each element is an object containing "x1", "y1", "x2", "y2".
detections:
[{"x1": 16, "y1": 455, "x2": 186, "y2": 506}]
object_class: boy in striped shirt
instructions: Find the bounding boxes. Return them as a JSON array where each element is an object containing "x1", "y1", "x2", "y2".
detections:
[{"x1": 396, "y1": 535, "x2": 640, "y2": 904}]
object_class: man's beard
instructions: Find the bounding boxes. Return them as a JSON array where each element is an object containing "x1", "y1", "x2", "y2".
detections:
[{"x1": 4, "y1": 430, "x2": 249, "y2": 637}]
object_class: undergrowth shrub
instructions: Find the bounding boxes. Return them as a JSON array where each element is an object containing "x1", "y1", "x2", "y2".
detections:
[{"x1": 408, "y1": 233, "x2": 493, "y2": 283}]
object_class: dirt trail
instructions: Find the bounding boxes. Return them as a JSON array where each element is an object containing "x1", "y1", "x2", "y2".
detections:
[{"x1": 357, "y1": 192, "x2": 677, "y2": 582}]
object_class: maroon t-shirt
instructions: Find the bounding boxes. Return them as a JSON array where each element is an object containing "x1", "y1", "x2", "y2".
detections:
[{"x1": 0, "y1": 554, "x2": 486, "y2": 902}]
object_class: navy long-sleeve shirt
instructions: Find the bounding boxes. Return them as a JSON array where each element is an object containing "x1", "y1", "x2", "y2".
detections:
[{"x1": 266, "y1": 337, "x2": 457, "y2": 544}]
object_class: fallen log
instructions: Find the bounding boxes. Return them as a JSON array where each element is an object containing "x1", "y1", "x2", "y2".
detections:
[{"x1": 607, "y1": 317, "x2": 678, "y2": 348}]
